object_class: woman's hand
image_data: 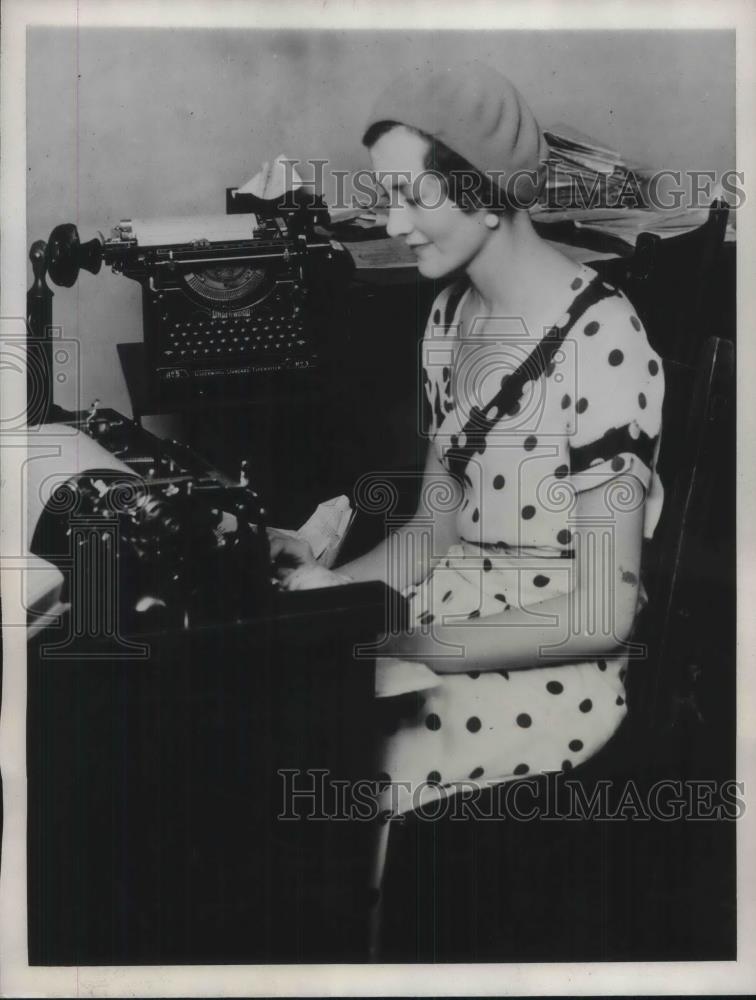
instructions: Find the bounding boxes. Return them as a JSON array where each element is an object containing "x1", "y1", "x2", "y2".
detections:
[
  {"x1": 267, "y1": 530, "x2": 353, "y2": 591},
  {"x1": 267, "y1": 530, "x2": 318, "y2": 588}
]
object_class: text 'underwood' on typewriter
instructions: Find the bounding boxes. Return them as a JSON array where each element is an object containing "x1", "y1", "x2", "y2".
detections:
[{"x1": 37, "y1": 189, "x2": 354, "y2": 403}]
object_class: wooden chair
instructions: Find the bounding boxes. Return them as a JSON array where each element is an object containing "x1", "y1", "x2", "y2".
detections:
[{"x1": 592, "y1": 200, "x2": 730, "y2": 365}]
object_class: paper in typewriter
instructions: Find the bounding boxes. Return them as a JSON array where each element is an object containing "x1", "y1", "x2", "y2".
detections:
[{"x1": 118, "y1": 213, "x2": 258, "y2": 246}]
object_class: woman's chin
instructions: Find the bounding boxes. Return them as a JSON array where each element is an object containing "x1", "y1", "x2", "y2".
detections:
[{"x1": 416, "y1": 254, "x2": 450, "y2": 280}]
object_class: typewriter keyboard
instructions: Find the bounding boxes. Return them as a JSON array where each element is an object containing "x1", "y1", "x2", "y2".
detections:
[{"x1": 160, "y1": 311, "x2": 309, "y2": 361}]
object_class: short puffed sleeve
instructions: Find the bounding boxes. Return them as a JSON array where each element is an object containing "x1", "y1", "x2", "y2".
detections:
[{"x1": 567, "y1": 293, "x2": 665, "y2": 539}]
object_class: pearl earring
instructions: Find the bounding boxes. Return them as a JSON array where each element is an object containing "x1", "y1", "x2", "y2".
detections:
[{"x1": 484, "y1": 213, "x2": 500, "y2": 230}]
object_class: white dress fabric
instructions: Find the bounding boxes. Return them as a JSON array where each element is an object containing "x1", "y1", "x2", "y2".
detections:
[{"x1": 376, "y1": 264, "x2": 665, "y2": 816}]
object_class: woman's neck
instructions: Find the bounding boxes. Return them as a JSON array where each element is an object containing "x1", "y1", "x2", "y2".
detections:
[{"x1": 465, "y1": 211, "x2": 580, "y2": 327}]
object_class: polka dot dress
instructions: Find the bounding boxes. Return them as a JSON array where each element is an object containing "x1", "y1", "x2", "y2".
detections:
[{"x1": 376, "y1": 265, "x2": 665, "y2": 816}]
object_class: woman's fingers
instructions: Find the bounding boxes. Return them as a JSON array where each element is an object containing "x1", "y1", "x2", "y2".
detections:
[{"x1": 266, "y1": 529, "x2": 316, "y2": 571}]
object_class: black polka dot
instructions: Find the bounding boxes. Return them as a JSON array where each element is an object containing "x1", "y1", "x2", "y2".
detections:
[
  {"x1": 597, "y1": 659, "x2": 607, "y2": 671},
  {"x1": 584, "y1": 321, "x2": 600, "y2": 336},
  {"x1": 611, "y1": 456, "x2": 625, "y2": 471},
  {"x1": 442, "y1": 590, "x2": 453, "y2": 602},
  {"x1": 562, "y1": 759, "x2": 573, "y2": 771},
  {"x1": 557, "y1": 529, "x2": 572, "y2": 544},
  {"x1": 571, "y1": 276, "x2": 583, "y2": 290},
  {"x1": 425, "y1": 713, "x2": 442, "y2": 731},
  {"x1": 493, "y1": 474, "x2": 505, "y2": 489},
  {"x1": 506, "y1": 400, "x2": 521, "y2": 416},
  {"x1": 630, "y1": 315, "x2": 641, "y2": 331},
  {"x1": 442, "y1": 366, "x2": 450, "y2": 381},
  {"x1": 433, "y1": 309, "x2": 441, "y2": 324},
  {"x1": 494, "y1": 593, "x2": 508, "y2": 603},
  {"x1": 445, "y1": 559, "x2": 450, "y2": 568},
  {"x1": 569, "y1": 739, "x2": 583, "y2": 752},
  {"x1": 561, "y1": 394, "x2": 571, "y2": 409},
  {"x1": 554, "y1": 464, "x2": 569, "y2": 479},
  {"x1": 514, "y1": 763, "x2": 530, "y2": 775},
  {"x1": 419, "y1": 611, "x2": 435, "y2": 625},
  {"x1": 524, "y1": 435, "x2": 538, "y2": 451},
  {"x1": 468, "y1": 671, "x2": 480, "y2": 679},
  {"x1": 533, "y1": 574, "x2": 550, "y2": 588},
  {"x1": 472, "y1": 508, "x2": 479, "y2": 523},
  {"x1": 516, "y1": 713, "x2": 532, "y2": 728},
  {"x1": 648, "y1": 359, "x2": 659, "y2": 376},
  {"x1": 467, "y1": 609, "x2": 481, "y2": 619},
  {"x1": 522, "y1": 505, "x2": 536, "y2": 520},
  {"x1": 609, "y1": 350, "x2": 624, "y2": 366},
  {"x1": 546, "y1": 680, "x2": 564, "y2": 694},
  {"x1": 579, "y1": 699, "x2": 593, "y2": 713},
  {"x1": 576, "y1": 397, "x2": 589, "y2": 414},
  {"x1": 469, "y1": 766, "x2": 485, "y2": 779},
  {"x1": 427, "y1": 770, "x2": 442, "y2": 784},
  {"x1": 483, "y1": 558, "x2": 492, "y2": 572},
  {"x1": 639, "y1": 392, "x2": 647, "y2": 409},
  {"x1": 498, "y1": 670, "x2": 510, "y2": 680},
  {"x1": 466, "y1": 716, "x2": 482, "y2": 733},
  {"x1": 616, "y1": 696, "x2": 625, "y2": 706}
]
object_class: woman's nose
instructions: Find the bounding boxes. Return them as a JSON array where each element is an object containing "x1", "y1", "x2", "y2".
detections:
[{"x1": 386, "y1": 202, "x2": 412, "y2": 239}]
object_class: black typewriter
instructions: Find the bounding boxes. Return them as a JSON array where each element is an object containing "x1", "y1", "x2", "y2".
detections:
[
  {"x1": 40, "y1": 190, "x2": 353, "y2": 402},
  {"x1": 29, "y1": 406, "x2": 274, "y2": 635},
  {"x1": 29, "y1": 404, "x2": 400, "y2": 644}
]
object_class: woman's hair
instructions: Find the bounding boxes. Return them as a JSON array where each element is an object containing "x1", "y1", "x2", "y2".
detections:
[{"x1": 362, "y1": 119, "x2": 513, "y2": 214}]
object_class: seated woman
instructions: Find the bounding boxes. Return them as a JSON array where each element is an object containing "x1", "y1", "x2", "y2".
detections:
[{"x1": 271, "y1": 63, "x2": 665, "y2": 818}]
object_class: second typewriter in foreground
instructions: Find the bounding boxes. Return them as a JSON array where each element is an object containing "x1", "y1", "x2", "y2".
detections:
[{"x1": 28, "y1": 407, "x2": 399, "y2": 642}]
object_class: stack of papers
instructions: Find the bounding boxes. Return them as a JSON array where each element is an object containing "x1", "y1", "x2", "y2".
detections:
[{"x1": 539, "y1": 123, "x2": 649, "y2": 210}]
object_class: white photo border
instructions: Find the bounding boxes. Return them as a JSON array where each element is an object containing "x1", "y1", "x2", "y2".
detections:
[{"x1": 1, "y1": 0, "x2": 755, "y2": 996}]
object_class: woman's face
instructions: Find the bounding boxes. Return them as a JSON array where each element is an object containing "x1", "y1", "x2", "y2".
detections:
[{"x1": 369, "y1": 126, "x2": 492, "y2": 280}]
